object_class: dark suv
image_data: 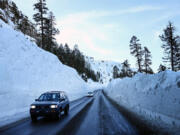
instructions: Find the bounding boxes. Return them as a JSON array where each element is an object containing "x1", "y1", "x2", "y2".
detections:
[{"x1": 30, "y1": 91, "x2": 69, "y2": 122}]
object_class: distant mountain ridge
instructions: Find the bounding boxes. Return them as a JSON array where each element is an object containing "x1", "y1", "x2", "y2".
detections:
[{"x1": 85, "y1": 56, "x2": 122, "y2": 84}]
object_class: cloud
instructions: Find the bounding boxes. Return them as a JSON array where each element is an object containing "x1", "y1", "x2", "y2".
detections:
[
  {"x1": 150, "y1": 11, "x2": 180, "y2": 24},
  {"x1": 58, "y1": 5, "x2": 163, "y2": 21},
  {"x1": 55, "y1": 5, "x2": 163, "y2": 56},
  {"x1": 55, "y1": 19, "x2": 113, "y2": 55}
]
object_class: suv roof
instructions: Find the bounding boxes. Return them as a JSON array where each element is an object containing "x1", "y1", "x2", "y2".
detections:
[{"x1": 44, "y1": 91, "x2": 66, "y2": 94}]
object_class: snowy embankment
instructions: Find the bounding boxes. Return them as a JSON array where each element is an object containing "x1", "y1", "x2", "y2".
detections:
[
  {"x1": 0, "y1": 19, "x2": 100, "y2": 126},
  {"x1": 105, "y1": 71, "x2": 180, "y2": 134}
]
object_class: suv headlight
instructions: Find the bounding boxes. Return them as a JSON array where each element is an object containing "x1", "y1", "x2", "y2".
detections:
[
  {"x1": 50, "y1": 105, "x2": 58, "y2": 108},
  {"x1": 31, "y1": 105, "x2": 36, "y2": 109}
]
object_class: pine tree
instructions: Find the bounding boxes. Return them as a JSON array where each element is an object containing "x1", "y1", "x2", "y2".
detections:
[
  {"x1": 44, "y1": 11, "x2": 59, "y2": 52},
  {"x1": 0, "y1": 0, "x2": 8, "y2": 10},
  {"x1": 18, "y1": 15, "x2": 29, "y2": 34},
  {"x1": 0, "y1": 0, "x2": 10, "y2": 23},
  {"x1": 33, "y1": 0, "x2": 48, "y2": 48},
  {"x1": 174, "y1": 37, "x2": 180, "y2": 71},
  {"x1": 56, "y1": 44, "x2": 65, "y2": 63},
  {"x1": 113, "y1": 66, "x2": 119, "y2": 79},
  {"x1": 143, "y1": 46, "x2": 153, "y2": 74},
  {"x1": 48, "y1": 12, "x2": 59, "y2": 41},
  {"x1": 159, "y1": 22, "x2": 179, "y2": 71},
  {"x1": 72, "y1": 45, "x2": 85, "y2": 74},
  {"x1": 64, "y1": 43, "x2": 71, "y2": 65},
  {"x1": 120, "y1": 60, "x2": 133, "y2": 77},
  {"x1": 11, "y1": 2, "x2": 21, "y2": 25},
  {"x1": 130, "y1": 36, "x2": 143, "y2": 72}
]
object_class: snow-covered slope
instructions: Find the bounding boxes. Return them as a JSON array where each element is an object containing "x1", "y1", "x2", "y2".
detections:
[
  {"x1": 85, "y1": 56, "x2": 122, "y2": 85},
  {"x1": 105, "y1": 71, "x2": 180, "y2": 134},
  {"x1": 0, "y1": 19, "x2": 92, "y2": 121}
]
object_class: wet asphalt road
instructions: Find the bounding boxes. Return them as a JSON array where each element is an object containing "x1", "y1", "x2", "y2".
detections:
[{"x1": 0, "y1": 90, "x2": 139, "y2": 135}]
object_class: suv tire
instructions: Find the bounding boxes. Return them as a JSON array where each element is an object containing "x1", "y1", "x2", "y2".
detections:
[
  {"x1": 31, "y1": 115, "x2": 37, "y2": 122},
  {"x1": 64, "y1": 105, "x2": 69, "y2": 115},
  {"x1": 54, "y1": 108, "x2": 61, "y2": 120}
]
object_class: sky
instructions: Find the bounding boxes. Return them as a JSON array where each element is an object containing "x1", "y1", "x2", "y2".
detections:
[{"x1": 12, "y1": 0, "x2": 180, "y2": 71}]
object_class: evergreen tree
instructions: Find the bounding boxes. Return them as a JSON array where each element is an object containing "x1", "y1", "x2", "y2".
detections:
[
  {"x1": 44, "y1": 11, "x2": 59, "y2": 52},
  {"x1": 18, "y1": 15, "x2": 29, "y2": 34},
  {"x1": 130, "y1": 36, "x2": 143, "y2": 72},
  {"x1": 120, "y1": 60, "x2": 133, "y2": 77},
  {"x1": 11, "y1": 2, "x2": 20, "y2": 24},
  {"x1": 113, "y1": 66, "x2": 119, "y2": 79},
  {"x1": 33, "y1": 0, "x2": 48, "y2": 48},
  {"x1": 158, "y1": 64, "x2": 167, "y2": 72},
  {"x1": 0, "y1": 0, "x2": 11, "y2": 23},
  {"x1": 143, "y1": 46, "x2": 153, "y2": 74},
  {"x1": 64, "y1": 43, "x2": 71, "y2": 65},
  {"x1": 174, "y1": 37, "x2": 180, "y2": 71},
  {"x1": 72, "y1": 45, "x2": 85, "y2": 74},
  {"x1": 0, "y1": 0, "x2": 8, "y2": 10},
  {"x1": 55, "y1": 44, "x2": 65, "y2": 63},
  {"x1": 48, "y1": 12, "x2": 59, "y2": 40},
  {"x1": 159, "y1": 22, "x2": 179, "y2": 71}
]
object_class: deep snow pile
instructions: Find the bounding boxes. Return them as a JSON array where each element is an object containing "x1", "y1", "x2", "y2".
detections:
[
  {"x1": 0, "y1": 19, "x2": 94, "y2": 122},
  {"x1": 105, "y1": 71, "x2": 180, "y2": 134}
]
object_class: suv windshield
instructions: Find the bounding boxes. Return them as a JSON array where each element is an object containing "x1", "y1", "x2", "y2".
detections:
[{"x1": 38, "y1": 93, "x2": 60, "y2": 101}]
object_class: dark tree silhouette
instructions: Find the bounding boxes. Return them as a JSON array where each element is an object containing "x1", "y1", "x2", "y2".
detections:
[
  {"x1": 33, "y1": 0, "x2": 48, "y2": 48},
  {"x1": 120, "y1": 59, "x2": 134, "y2": 77},
  {"x1": 130, "y1": 36, "x2": 143, "y2": 72},
  {"x1": 113, "y1": 66, "x2": 119, "y2": 79},
  {"x1": 44, "y1": 11, "x2": 59, "y2": 52},
  {"x1": 174, "y1": 37, "x2": 180, "y2": 71},
  {"x1": 143, "y1": 46, "x2": 153, "y2": 74},
  {"x1": 159, "y1": 22, "x2": 179, "y2": 71}
]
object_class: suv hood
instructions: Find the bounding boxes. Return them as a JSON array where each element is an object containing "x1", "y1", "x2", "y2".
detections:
[{"x1": 32, "y1": 101, "x2": 58, "y2": 105}]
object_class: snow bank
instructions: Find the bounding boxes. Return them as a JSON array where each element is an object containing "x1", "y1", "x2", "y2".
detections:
[
  {"x1": 87, "y1": 79, "x2": 105, "y2": 90},
  {"x1": 105, "y1": 71, "x2": 180, "y2": 134},
  {"x1": 0, "y1": 19, "x2": 93, "y2": 121}
]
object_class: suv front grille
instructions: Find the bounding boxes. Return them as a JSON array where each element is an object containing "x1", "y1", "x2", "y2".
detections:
[{"x1": 36, "y1": 105, "x2": 49, "y2": 109}]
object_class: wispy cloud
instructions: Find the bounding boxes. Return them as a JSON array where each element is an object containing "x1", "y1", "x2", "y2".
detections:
[
  {"x1": 150, "y1": 11, "x2": 180, "y2": 24},
  {"x1": 58, "y1": 5, "x2": 163, "y2": 21},
  {"x1": 55, "y1": 19, "x2": 113, "y2": 55},
  {"x1": 56, "y1": 5, "x2": 163, "y2": 56}
]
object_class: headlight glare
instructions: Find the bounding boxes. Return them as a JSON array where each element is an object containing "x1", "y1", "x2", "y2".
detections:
[
  {"x1": 50, "y1": 105, "x2": 58, "y2": 108},
  {"x1": 31, "y1": 105, "x2": 36, "y2": 109}
]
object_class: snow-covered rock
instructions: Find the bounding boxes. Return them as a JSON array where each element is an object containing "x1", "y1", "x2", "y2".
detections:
[
  {"x1": 105, "y1": 71, "x2": 180, "y2": 134},
  {"x1": 0, "y1": 19, "x2": 93, "y2": 121},
  {"x1": 85, "y1": 56, "x2": 122, "y2": 85}
]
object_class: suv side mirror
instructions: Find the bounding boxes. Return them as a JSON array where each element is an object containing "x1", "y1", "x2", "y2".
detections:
[{"x1": 35, "y1": 99, "x2": 39, "y2": 101}]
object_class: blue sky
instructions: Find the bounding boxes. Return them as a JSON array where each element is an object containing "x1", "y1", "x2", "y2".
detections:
[{"x1": 13, "y1": 0, "x2": 180, "y2": 71}]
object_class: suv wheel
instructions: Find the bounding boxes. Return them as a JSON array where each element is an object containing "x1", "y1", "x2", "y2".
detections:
[
  {"x1": 64, "y1": 105, "x2": 69, "y2": 115},
  {"x1": 31, "y1": 115, "x2": 37, "y2": 122},
  {"x1": 55, "y1": 108, "x2": 61, "y2": 120}
]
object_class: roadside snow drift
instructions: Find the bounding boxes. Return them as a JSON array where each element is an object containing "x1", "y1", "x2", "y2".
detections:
[
  {"x1": 105, "y1": 71, "x2": 180, "y2": 134},
  {"x1": 0, "y1": 19, "x2": 91, "y2": 121}
]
